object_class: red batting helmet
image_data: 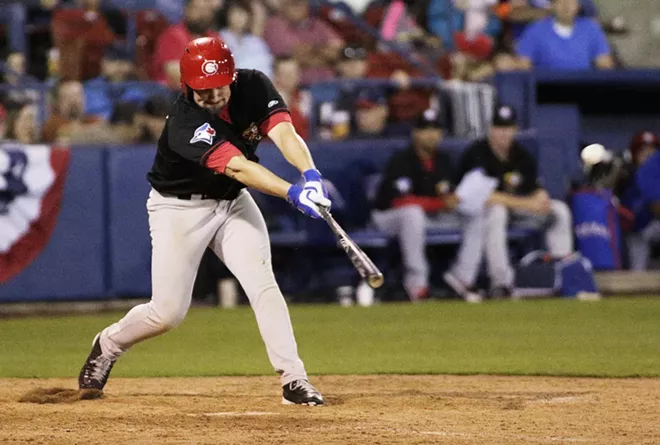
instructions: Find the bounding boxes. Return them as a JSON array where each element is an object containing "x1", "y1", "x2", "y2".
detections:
[
  {"x1": 629, "y1": 131, "x2": 659, "y2": 164},
  {"x1": 179, "y1": 37, "x2": 236, "y2": 92}
]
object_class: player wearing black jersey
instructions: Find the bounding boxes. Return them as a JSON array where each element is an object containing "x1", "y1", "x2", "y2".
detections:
[{"x1": 78, "y1": 37, "x2": 329, "y2": 406}]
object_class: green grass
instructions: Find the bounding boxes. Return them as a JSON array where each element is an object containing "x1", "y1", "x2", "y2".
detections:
[{"x1": 1, "y1": 298, "x2": 660, "y2": 378}]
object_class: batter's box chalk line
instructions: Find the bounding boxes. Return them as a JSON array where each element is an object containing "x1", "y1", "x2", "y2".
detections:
[{"x1": 187, "y1": 412, "x2": 280, "y2": 417}]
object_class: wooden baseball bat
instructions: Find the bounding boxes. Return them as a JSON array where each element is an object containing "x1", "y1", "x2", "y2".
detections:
[{"x1": 318, "y1": 207, "x2": 384, "y2": 289}]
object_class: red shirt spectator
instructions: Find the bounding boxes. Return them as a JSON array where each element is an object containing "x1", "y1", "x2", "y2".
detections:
[
  {"x1": 272, "y1": 56, "x2": 310, "y2": 140},
  {"x1": 151, "y1": 0, "x2": 216, "y2": 89},
  {"x1": 264, "y1": 0, "x2": 343, "y2": 85},
  {"x1": 52, "y1": 3, "x2": 115, "y2": 81}
]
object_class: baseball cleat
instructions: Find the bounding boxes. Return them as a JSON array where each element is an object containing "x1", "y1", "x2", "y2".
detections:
[
  {"x1": 78, "y1": 333, "x2": 116, "y2": 393},
  {"x1": 443, "y1": 271, "x2": 483, "y2": 304},
  {"x1": 282, "y1": 380, "x2": 325, "y2": 406}
]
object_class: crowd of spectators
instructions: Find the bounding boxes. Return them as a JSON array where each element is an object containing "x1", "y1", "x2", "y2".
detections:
[{"x1": 0, "y1": 0, "x2": 626, "y2": 147}]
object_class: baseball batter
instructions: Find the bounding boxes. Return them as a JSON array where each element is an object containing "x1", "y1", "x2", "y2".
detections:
[{"x1": 78, "y1": 37, "x2": 330, "y2": 406}]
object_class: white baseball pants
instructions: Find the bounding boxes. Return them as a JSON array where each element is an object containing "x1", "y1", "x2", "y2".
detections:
[
  {"x1": 449, "y1": 200, "x2": 573, "y2": 288},
  {"x1": 99, "y1": 189, "x2": 308, "y2": 385}
]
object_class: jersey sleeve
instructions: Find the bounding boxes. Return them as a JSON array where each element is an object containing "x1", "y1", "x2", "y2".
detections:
[
  {"x1": 167, "y1": 115, "x2": 237, "y2": 166},
  {"x1": 246, "y1": 70, "x2": 293, "y2": 136},
  {"x1": 456, "y1": 144, "x2": 480, "y2": 183},
  {"x1": 517, "y1": 146, "x2": 541, "y2": 195}
]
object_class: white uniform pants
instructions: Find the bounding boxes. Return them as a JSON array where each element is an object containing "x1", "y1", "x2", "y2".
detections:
[
  {"x1": 99, "y1": 189, "x2": 307, "y2": 385},
  {"x1": 450, "y1": 200, "x2": 573, "y2": 288}
]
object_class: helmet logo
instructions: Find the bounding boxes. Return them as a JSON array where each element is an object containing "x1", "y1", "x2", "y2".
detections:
[{"x1": 202, "y1": 60, "x2": 219, "y2": 76}]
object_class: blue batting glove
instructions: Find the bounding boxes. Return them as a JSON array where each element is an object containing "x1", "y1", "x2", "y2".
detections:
[
  {"x1": 287, "y1": 184, "x2": 331, "y2": 219},
  {"x1": 302, "y1": 169, "x2": 328, "y2": 200}
]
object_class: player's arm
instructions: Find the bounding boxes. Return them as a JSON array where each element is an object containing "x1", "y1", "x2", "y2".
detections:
[
  {"x1": 207, "y1": 144, "x2": 329, "y2": 218},
  {"x1": 224, "y1": 154, "x2": 291, "y2": 198},
  {"x1": 267, "y1": 121, "x2": 315, "y2": 173}
]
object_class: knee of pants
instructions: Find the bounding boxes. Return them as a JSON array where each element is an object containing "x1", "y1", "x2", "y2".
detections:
[
  {"x1": 151, "y1": 302, "x2": 188, "y2": 332},
  {"x1": 486, "y1": 204, "x2": 509, "y2": 230},
  {"x1": 551, "y1": 200, "x2": 572, "y2": 227},
  {"x1": 399, "y1": 205, "x2": 426, "y2": 229}
]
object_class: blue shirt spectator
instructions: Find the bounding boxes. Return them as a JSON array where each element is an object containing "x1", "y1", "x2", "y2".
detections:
[
  {"x1": 219, "y1": 3, "x2": 273, "y2": 78},
  {"x1": 517, "y1": 17, "x2": 610, "y2": 70}
]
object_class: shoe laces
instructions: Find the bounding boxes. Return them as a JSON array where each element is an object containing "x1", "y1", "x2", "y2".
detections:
[
  {"x1": 291, "y1": 380, "x2": 318, "y2": 395},
  {"x1": 87, "y1": 355, "x2": 114, "y2": 382}
]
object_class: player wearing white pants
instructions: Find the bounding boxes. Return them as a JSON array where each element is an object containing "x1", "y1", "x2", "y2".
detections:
[
  {"x1": 100, "y1": 188, "x2": 307, "y2": 384},
  {"x1": 444, "y1": 105, "x2": 573, "y2": 299},
  {"x1": 78, "y1": 37, "x2": 330, "y2": 406},
  {"x1": 371, "y1": 109, "x2": 460, "y2": 301}
]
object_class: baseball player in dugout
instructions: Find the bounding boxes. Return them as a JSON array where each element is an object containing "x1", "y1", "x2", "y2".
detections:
[
  {"x1": 78, "y1": 37, "x2": 330, "y2": 406},
  {"x1": 372, "y1": 109, "x2": 461, "y2": 302},
  {"x1": 443, "y1": 104, "x2": 573, "y2": 301}
]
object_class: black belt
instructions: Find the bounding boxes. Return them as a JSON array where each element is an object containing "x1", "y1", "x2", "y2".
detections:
[{"x1": 162, "y1": 193, "x2": 214, "y2": 201}]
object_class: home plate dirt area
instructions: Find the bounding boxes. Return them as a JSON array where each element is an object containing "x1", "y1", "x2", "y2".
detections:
[{"x1": 1, "y1": 375, "x2": 659, "y2": 445}]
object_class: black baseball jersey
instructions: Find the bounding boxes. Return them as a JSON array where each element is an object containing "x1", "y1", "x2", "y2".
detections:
[
  {"x1": 147, "y1": 69, "x2": 289, "y2": 200},
  {"x1": 457, "y1": 139, "x2": 540, "y2": 196},
  {"x1": 373, "y1": 147, "x2": 455, "y2": 210}
]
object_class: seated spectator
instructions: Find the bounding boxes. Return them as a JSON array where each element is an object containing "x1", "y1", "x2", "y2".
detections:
[
  {"x1": 516, "y1": 0, "x2": 613, "y2": 70},
  {"x1": 371, "y1": 109, "x2": 460, "y2": 301},
  {"x1": 320, "y1": 45, "x2": 390, "y2": 139},
  {"x1": 619, "y1": 131, "x2": 660, "y2": 270},
  {"x1": 271, "y1": 56, "x2": 311, "y2": 140},
  {"x1": 444, "y1": 104, "x2": 573, "y2": 300},
  {"x1": 41, "y1": 80, "x2": 103, "y2": 143},
  {"x1": 0, "y1": 52, "x2": 40, "y2": 106},
  {"x1": 220, "y1": 2, "x2": 274, "y2": 78},
  {"x1": 264, "y1": 0, "x2": 344, "y2": 84},
  {"x1": 51, "y1": 0, "x2": 116, "y2": 81},
  {"x1": 84, "y1": 46, "x2": 146, "y2": 121},
  {"x1": 317, "y1": 1, "x2": 376, "y2": 50},
  {"x1": 5, "y1": 102, "x2": 40, "y2": 144},
  {"x1": 152, "y1": 0, "x2": 217, "y2": 89},
  {"x1": 352, "y1": 88, "x2": 390, "y2": 138},
  {"x1": 134, "y1": 95, "x2": 173, "y2": 143}
]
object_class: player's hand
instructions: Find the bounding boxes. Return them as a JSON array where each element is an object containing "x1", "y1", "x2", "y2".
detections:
[
  {"x1": 526, "y1": 190, "x2": 552, "y2": 215},
  {"x1": 287, "y1": 184, "x2": 331, "y2": 219},
  {"x1": 302, "y1": 169, "x2": 329, "y2": 200}
]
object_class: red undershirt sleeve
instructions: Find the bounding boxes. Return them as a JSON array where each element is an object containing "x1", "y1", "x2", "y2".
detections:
[
  {"x1": 204, "y1": 141, "x2": 243, "y2": 174},
  {"x1": 392, "y1": 195, "x2": 448, "y2": 212},
  {"x1": 258, "y1": 111, "x2": 292, "y2": 136}
]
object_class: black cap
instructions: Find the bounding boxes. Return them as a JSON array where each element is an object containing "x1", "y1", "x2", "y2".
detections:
[
  {"x1": 492, "y1": 104, "x2": 518, "y2": 127},
  {"x1": 340, "y1": 45, "x2": 368, "y2": 61},
  {"x1": 414, "y1": 108, "x2": 445, "y2": 129}
]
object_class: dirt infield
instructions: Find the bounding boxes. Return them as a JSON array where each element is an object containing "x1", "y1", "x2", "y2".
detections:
[{"x1": 1, "y1": 375, "x2": 659, "y2": 444}]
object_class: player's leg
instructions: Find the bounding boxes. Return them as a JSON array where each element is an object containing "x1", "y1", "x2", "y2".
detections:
[
  {"x1": 444, "y1": 212, "x2": 485, "y2": 303},
  {"x1": 544, "y1": 200, "x2": 573, "y2": 257},
  {"x1": 79, "y1": 190, "x2": 221, "y2": 391},
  {"x1": 209, "y1": 190, "x2": 322, "y2": 405},
  {"x1": 372, "y1": 205, "x2": 428, "y2": 300},
  {"x1": 483, "y1": 204, "x2": 514, "y2": 291}
]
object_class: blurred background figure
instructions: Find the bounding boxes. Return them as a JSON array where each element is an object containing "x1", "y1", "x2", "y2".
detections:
[
  {"x1": 220, "y1": 1, "x2": 273, "y2": 78},
  {"x1": 0, "y1": 104, "x2": 6, "y2": 141},
  {"x1": 264, "y1": 0, "x2": 344, "y2": 84},
  {"x1": 51, "y1": 0, "x2": 116, "y2": 81},
  {"x1": 84, "y1": 46, "x2": 144, "y2": 121},
  {"x1": 5, "y1": 102, "x2": 40, "y2": 145},
  {"x1": 271, "y1": 56, "x2": 310, "y2": 139},
  {"x1": 618, "y1": 131, "x2": 660, "y2": 271},
  {"x1": 152, "y1": 0, "x2": 218, "y2": 89},
  {"x1": 516, "y1": 0, "x2": 613, "y2": 70},
  {"x1": 0, "y1": 52, "x2": 40, "y2": 107},
  {"x1": 41, "y1": 80, "x2": 102, "y2": 143},
  {"x1": 134, "y1": 95, "x2": 173, "y2": 143},
  {"x1": 371, "y1": 108, "x2": 459, "y2": 301}
]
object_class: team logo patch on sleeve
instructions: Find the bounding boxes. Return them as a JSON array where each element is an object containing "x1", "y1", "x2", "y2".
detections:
[{"x1": 190, "y1": 123, "x2": 217, "y2": 145}]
